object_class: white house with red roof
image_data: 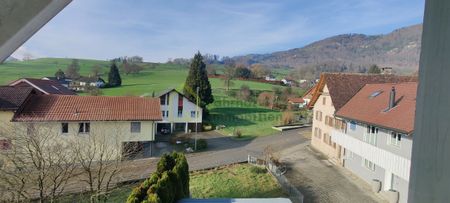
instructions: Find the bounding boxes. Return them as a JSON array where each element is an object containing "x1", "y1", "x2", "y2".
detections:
[
  {"x1": 0, "y1": 90, "x2": 162, "y2": 157},
  {"x1": 332, "y1": 82, "x2": 417, "y2": 203}
]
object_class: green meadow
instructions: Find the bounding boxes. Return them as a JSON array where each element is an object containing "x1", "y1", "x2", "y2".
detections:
[{"x1": 0, "y1": 58, "x2": 297, "y2": 137}]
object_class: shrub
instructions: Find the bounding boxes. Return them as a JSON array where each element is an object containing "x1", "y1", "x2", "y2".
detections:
[
  {"x1": 249, "y1": 166, "x2": 267, "y2": 174},
  {"x1": 157, "y1": 154, "x2": 176, "y2": 173},
  {"x1": 281, "y1": 111, "x2": 294, "y2": 125},
  {"x1": 127, "y1": 152, "x2": 189, "y2": 203},
  {"x1": 257, "y1": 92, "x2": 274, "y2": 108},
  {"x1": 235, "y1": 129, "x2": 242, "y2": 138}
]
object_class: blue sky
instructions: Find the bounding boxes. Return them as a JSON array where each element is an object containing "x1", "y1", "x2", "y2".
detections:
[{"x1": 14, "y1": 0, "x2": 425, "y2": 62}]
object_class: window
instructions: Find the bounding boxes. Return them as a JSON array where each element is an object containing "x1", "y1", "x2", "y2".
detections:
[
  {"x1": 131, "y1": 122, "x2": 141, "y2": 133},
  {"x1": 322, "y1": 97, "x2": 326, "y2": 105},
  {"x1": 61, "y1": 123, "x2": 69, "y2": 134},
  {"x1": 178, "y1": 93, "x2": 183, "y2": 117},
  {"x1": 160, "y1": 95, "x2": 166, "y2": 105},
  {"x1": 319, "y1": 111, "x2": 322, "y2": 121},
  {"x1": 363, "y1": 158, "x2": 376, "y2": 171},
  {"x1": 347, "y1": 150, "x2": 354, "y2": 159},
  {"x1": 364, "y1": 125, "x2": 378, "y2": 146},
  {"x1": 315, "y1": 111, "x2": 319, "y2": 120},
  {"x1": 26, "y1": 124, "x2": 35, "y2": 135},
  {"x1": 191, "y1": 111, "x2": 196, "y2": 118},
  {"x1": 314, "y1": 127, "x2": 322, "y2": 139},
  {"x1": 162, "y1": 111, "x2": 165, "y2": 117},
  {"x1": 350, "y1": 121, "x2": 357, "y2": 131},
  {"x1": 325, "y1": 116, "x2": 334, "y2": 127},
  {"x1": 78, "y1": 122, "x2": 90, "y2": 133},
  {"x1": 388, "y1": 132, "x2": 402, "y2": 147},
  {"x1": 0, "y1": 139, "x2": 11, "y2": 150}
]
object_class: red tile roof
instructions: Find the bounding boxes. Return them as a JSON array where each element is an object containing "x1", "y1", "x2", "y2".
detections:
[
  {"x1": 0, "y1": 86, "x2": 34, "y2": 110},
  {"x1": 308, "y1": 73, "x2": 417, "y2": 110},
  {"x1": 9, "y1": 78, "x2": 76, "y2": 95},
  {"x1": 13, "y1": 95, "x2": 162, "y2": 121},
  {"x1": 302, "y1": 85, "x2": 316, "y2": 100},
  {"x1": 336, "y1": 82, "x2": 417, "y2": 134},
  {"x1": 288, "y1": 98, "x2": 305, "y2": 103}
]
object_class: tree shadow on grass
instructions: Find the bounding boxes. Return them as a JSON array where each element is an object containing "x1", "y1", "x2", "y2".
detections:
[
  {"x1": 120, "y1": 83, "x2": 154, "y2": 87},
  {"x1": 210, "y1": 107, "x2": 278, "y2": 115}
]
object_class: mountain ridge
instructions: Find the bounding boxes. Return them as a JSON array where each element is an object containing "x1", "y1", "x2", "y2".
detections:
[{"x1": 233, "y1": 24, "x2": 422, "y2": 71}]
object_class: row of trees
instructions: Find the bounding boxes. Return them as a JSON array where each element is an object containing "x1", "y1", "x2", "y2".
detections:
[
  {"x1": 54, "y1": 59, "x2": 122, "y2": 88},
  {"x1": 126, "y1": 152, "x2": 189, "y2": 203},
  {"x1": 289, "y1": 62, "x2": 384, "y2": 81},
  {"x1": 0, "y1": 123, "x2": 130, "y2": 202}
]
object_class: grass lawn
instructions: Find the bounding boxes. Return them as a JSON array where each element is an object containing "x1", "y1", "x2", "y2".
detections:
[
  {"x1": 190, "y1": 164, "x2": 285, "y2": 198},
  {"x1": 59, "y1": 164, "x2": 285, "y2": 202},
  {"x1": 0, "y1": 58, "x2": 292, "y2": 137},
  {"x1": 208, "y1": 92, "x2": 281, "y2": 137}
]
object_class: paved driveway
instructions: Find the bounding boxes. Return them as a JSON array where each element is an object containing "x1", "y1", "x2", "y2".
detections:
[
  {"x1": 280, "y1": 142, "x2": 387, "y2": 203},
  {"x1": 61, "y1": 128, "x2": 310, "y2": 195}
]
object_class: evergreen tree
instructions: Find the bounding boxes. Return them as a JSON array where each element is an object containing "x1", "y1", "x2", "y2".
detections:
[
  {"x1": 183, "y1": 52, "x2": 214, "y2": 108},
  {"x1": 368, "y1": 64, "x2": 381, "y2": 74},
  {"x1": 54, "y1": 69, "x2": 65, "y2": 79},
  {"x1": 108, "y1": 62, "x2": 122, "y2": 87}
]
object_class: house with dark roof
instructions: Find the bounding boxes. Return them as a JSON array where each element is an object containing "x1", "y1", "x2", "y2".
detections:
[
  {"x1": 41, "y1": 76, "x2": 72, "y2": 88},
  {"x1": 155, "y1": 88, "x2": 202, "y2": 137},
  {"x1": 332, "y1": 82, "x2": 417, "y2": 203},
  {"x1": 307, "y1": 73, "x2": 416, "y2": 165},
  {"x1": 9, "y1": 78, "x2": 76, "y2": 95},
  {"x1": 0, "y1": 86, "x2": 37, "y2": 150}
]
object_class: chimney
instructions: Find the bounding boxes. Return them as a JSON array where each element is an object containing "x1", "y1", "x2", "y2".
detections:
[{"x1": 389, "y1": 86, "x2": 396, "y2": 109}]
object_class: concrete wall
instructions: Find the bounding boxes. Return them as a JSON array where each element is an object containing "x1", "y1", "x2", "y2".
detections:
[
  {"x1": 346, "y1": 121, "x2": 412, "y2": 159},
  {"x1": 408, "y1": 1, "x2": 450, "y2": 202},
  {"x1": 311, "y1": 85, "x2": 341, "y2": 162},
  {"x1": 392, "y1": 174, "x2": 409, "y2": 203},
  {"x1": 0, "y1": 111, "x2": 14, "y2": 123},
  {"x1": 345, "y1": 150, "x2": 385, "y2": 184}
]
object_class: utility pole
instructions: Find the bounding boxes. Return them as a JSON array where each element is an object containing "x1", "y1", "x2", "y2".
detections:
[{"x1": 195, "y1": 86, "x2": 199, "y2": 151}]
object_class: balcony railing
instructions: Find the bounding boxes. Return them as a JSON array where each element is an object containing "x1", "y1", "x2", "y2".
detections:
[{"x1": 331, "y1": 130, "x2": 411, "y2": 181}]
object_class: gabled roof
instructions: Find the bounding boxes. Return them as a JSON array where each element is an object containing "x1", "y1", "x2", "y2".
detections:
[
  {"x1": 0, "y1": 86, "x2": 34, "y2": 111},
  {"x1": 288, "y1": 98, "x2": 305, "y2": 103},
  {"x1": 9, "y1": 78, "x2": 76, "y2": 95},
  {"x1": 307, "y1": 73, "x2": 417, "y2": 110},
  {"x1": 13, "y1": 95, "x2": 162, "y2": 122},
  {"x1": 336, "y1": 82, "x2": 417, "y2": 134},
  {"x1": 302, "y1": 85, "x2": 316, "y2": 100},
  {"x1": 156, "y1": 88, "x2": 179, "y2": 97},
  {"x1": 156, "y1": 88, "x2": 201, "y2": 108}
]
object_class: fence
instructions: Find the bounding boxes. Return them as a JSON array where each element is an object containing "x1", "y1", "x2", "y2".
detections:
[{"x1": 248, "y1": 155, "x2": 304, "y2": 203}]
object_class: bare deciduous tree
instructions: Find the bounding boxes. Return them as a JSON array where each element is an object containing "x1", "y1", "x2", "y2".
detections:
[
  {"x1": 71, "y1": 127, "x2": 131, "y2": 202},
  {"x1": 0, "y1": 123, "x2": 77, "y2": 203}
]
